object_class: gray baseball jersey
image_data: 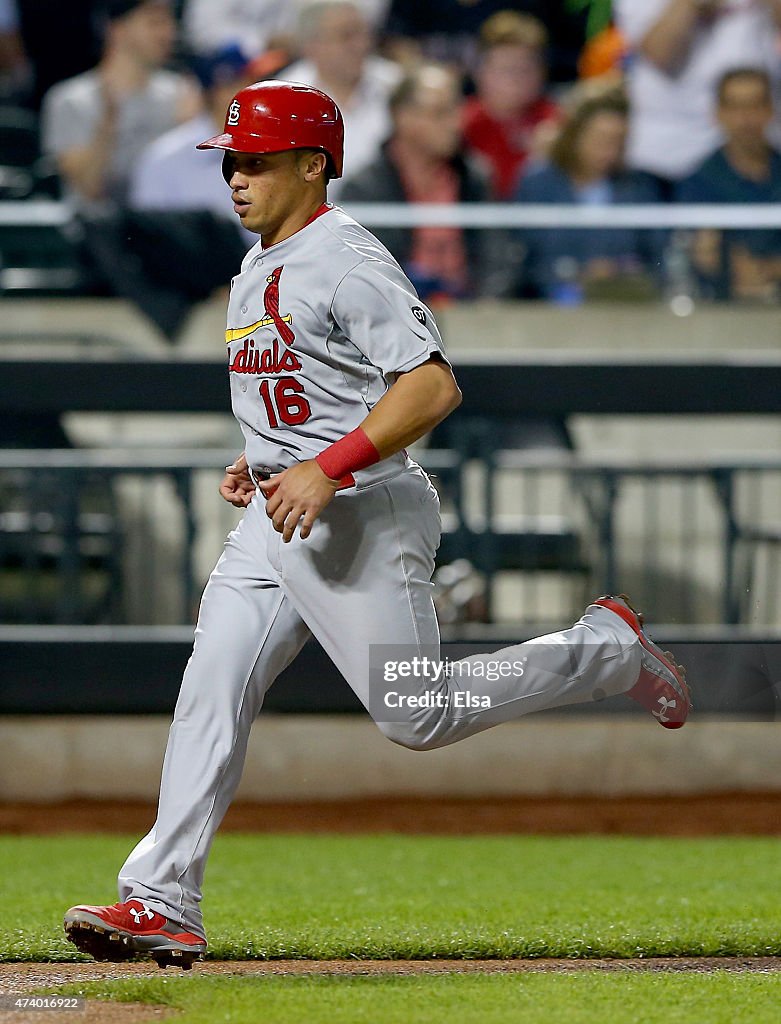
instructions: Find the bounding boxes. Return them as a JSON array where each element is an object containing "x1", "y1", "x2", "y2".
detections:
[
  {"x1": 227, "y1": 204, "x2": 445, "y2": 486},
  {"x1": 117, "y1": 203, "x2": 645, "y2": 940}
]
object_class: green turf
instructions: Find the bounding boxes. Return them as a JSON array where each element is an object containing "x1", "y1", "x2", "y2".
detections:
[
  {"x1": 1, "y1": 833, "x2": 780, "y2": 961},
  {"x1": 55, "y1": 973, "x2": 781, "y2": 1024}
]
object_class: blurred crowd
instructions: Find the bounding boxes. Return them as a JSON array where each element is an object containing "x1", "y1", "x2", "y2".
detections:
[{"x1": 2, "y1": 0, "x2": 781, "y2": 330}]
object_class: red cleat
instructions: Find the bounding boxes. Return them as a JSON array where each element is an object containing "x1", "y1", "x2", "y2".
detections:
[
  {"x1": 594, "y1": 594, "x2": 691, "y2": 729},
  {"x1": 64, "y1": 899, "x2": 206, "y2": 970}
]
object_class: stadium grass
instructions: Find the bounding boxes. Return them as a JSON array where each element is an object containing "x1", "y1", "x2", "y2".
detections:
[
  {"x1": 1, "y1": 833, "x2": 780, "y2": 962},
  {"x1": 54, "y1": 973, "x2": 781, "y2": 1024}
]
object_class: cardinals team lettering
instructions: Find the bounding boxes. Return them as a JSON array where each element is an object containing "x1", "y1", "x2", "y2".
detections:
[{"x1": 230, "y1": 337, "x2": 302, "y2": 375}]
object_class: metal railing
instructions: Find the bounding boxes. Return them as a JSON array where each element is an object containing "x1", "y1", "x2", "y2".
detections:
[
  {"x1": 487, "y1": 450, "x2": 781, "y2": 626},
  {"x1": 3, "y1": 200, "x2": 779, "y2": 302},
  {"x1": 1, "y1": 447, "x2": 780, "y2": 628},
  {"x1": 5, "y1": 200, "x2": 781, "y2": 229}
]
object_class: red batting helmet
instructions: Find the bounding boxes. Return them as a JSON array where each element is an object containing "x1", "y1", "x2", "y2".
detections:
[{"x1": 197, "y1": 80, "x2": 344, "y2": 179}]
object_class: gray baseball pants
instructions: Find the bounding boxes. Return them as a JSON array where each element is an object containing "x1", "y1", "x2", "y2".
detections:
[{"x1": 118, "y1": 465, "x2": 641, "y2": 937}]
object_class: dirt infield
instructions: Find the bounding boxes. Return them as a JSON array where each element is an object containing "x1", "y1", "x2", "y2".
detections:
[
  {"x1": 2, "y1": 792, "x2": 781, "y2": 836},
  {"x1": 4, "y1": 958, "x2": 781, "y2": 987},
  {"x1": 2, "y1": 957, "x2": 781, "y2": 1024}
]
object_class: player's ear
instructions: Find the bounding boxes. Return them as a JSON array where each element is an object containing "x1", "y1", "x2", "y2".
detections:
[{"x1": 300, "y1": 150, "x2": 327, "y2": 183}]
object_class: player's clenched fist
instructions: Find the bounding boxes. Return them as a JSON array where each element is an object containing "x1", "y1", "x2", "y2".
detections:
[
  {"x1": 258, "y1": 461, "x2": 340, "y2": 542},
  {"x1": 219, "y1": 453, "x2": 256, "y2": 507}
]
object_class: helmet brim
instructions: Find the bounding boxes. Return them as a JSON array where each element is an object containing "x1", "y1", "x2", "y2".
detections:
[{"x1": 197, "y1": 131, "x2": 249, "y2": 151}]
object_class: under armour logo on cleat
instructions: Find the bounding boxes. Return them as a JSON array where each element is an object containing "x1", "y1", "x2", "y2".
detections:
[
  {"x1": 130, "y1": 906, "x2": 155, "y2": 924},
  {"x1": 652, "y1": 696, "x2": 677, "y2": 723}
]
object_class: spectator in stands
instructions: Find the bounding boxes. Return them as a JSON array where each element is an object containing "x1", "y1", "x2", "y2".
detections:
[
  {"x1": 40, "y1": 0, "x2": 201, "y2": 210},
  {"x1": 385, "y1": 0, "x2": 588, "y2": 85},
  {"x1": 283, "y1": 1, "x2": 401, "y2": 195},
  {"x1": 183, "y1": 0, "x2": 292, "y2": 59},
  {"x1": 513, "y1": 87, "x2": 663, "y2": 300},
  {"x1": 462, "y1": 11, "x2": 560, "y2": 200},
  {"x1": 614, "y1": 0, "x2": 781, "y2": 191},
  {"x1": 82, "y1": 46, "x2": 279, "y2": 338},
  {"x1": 182, "y1": 0, "x2": 391, "y2": 59},
  {"x1": 341, "y1": 64, "x2": 515, "y2": 302},
  {"x1": 129, "y1": 45, "x2": 256, "y2": 225},
  {"x1": 677, "y1": 67, "x2": 781, "y2": 301}
]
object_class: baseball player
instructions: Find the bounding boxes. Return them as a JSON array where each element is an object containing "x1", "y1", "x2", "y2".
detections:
[{"x1": 64, "y1": 81, "x2": 690, "y2": 970}]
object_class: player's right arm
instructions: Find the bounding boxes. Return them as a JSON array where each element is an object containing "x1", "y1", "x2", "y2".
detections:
[
  {"x1": 257, "y1": 356, "x2": 460, "y2": 542},
  {"x1": 359, "y1": 356, "x2": 461, "y2": 458}
]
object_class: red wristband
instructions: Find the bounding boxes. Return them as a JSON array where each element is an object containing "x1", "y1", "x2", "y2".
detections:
[{"x1": 316, "y1": 427, "x2": 381, "y2": 484}]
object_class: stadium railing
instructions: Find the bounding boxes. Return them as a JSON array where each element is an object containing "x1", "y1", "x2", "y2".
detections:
[
  {"x1": 3, "y1": 200, "x2": 781, "y2": 297},
  {"x1": 1, "y1": 447, "x2": 780, "y2": 628}
]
